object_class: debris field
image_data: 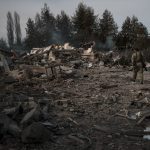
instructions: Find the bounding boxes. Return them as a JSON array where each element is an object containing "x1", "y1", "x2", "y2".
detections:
[{"x1": 0, "y1": 44, "x2": 150, "y2": 150}]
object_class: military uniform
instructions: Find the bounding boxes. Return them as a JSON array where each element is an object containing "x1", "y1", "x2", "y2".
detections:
[{"x1": 131, "y1": 50, "x2": 145, "y2": 84}]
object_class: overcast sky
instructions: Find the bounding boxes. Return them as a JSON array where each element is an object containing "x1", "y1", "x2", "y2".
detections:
[{"x1": 0, "y1": 0, "x2": 149, "y2": 40}]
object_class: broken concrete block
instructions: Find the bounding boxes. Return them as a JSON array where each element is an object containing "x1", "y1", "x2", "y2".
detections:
[
  {"x1": 20, "y1": 106, "x2": 42, "y2": 125},
  {"x1": 2, "y1": 104, "x2": 23, "y2": 117},
  {"x1": 38, "y1": 99, "x2": 50, "y2": 105},
  {"x1": 4, "y1": 76, "x2": 17, "y2": 84},
  {"x1": 21, "y1": 122, "x2": 52, "y2": 143},
  {"x1": 0, "y1": 114, "x2": 21, "y2": 137},
  {"x1": 68, "y1": 134, "x2": 85, "y2": 145},
  {"x1": 88, "y1": 63, "x2": 93, "y2": 68},
  {"x1": 25, "y1": 101, "x2": 37, "y2": 110},
  {"x1": 48, "y1": 51, "x2": 56, "y2": 61},
  {"x1": 8, "y1": 122, "x2": 22, "y2": 137},
  {"x1": 41, "y1": 59, "x2": 47, "y2": 64},
  {"x1": 3, "y1": 107, "x2": 18, "y2": 115},
  {"x1": 8, "y1": 70, "x2": 24, "y2": 81},
  {"x1": 60, "y1": 66, "x2": 73, "y2": 74},
  {"x1": 64, "y1": 43, "x2": 74, "y2": 50},
  {"x1": 99, "y1": 61, "x2": 104, "y2": 66},
  {"x1": 42, "y1": 121, "x2": 57, "y2": 129}
]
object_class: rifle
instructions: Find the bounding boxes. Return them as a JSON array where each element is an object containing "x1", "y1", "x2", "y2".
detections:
[
  {"x1": 143, "y1": 63, "x2": 147, "y2": 71},
  {"x1": 140, "y1": 52, "x2": 147, "y2": 71}
]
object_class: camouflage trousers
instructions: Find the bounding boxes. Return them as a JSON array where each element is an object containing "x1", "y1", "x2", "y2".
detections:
[{"x1": 133, "y1": 63, "x2": 143, "y2": 84}]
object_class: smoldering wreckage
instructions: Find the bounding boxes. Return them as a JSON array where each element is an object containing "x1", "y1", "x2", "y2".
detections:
[{"x1": 0, "y1": 43, "x2": 150, "y2": 150}]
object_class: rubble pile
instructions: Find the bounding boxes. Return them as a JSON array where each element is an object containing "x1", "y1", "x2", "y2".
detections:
[
  {"x1": 21, "y1": 43, "x2": 82, "y2": 65},
  {"x1": 94, "y1": 50, "x2": 131, "y2": 67},
  {"x1": 0, "y1": 43, "x2": 150, "y2": 150}
]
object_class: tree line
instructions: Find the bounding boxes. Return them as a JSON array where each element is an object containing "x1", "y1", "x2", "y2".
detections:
[{"x1": 0, "y1": 2, "x2": 149, "y2": 51}]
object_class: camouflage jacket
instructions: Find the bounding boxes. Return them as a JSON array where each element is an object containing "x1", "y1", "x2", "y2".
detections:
[
  {"x1": 131, "y1": 51, "x2": 144, "y2": 66},
  {"x1": 131, "y1": 51, "x2": 145, "y2": 67}
]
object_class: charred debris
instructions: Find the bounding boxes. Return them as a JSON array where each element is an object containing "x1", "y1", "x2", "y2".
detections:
[{"x1": 0, "y1": 43, "x2": 150, "y2": 150}]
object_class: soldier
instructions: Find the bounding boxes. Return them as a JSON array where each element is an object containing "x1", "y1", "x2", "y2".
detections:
[{"x1": 131, "y1": 48, "x2": 146, "y2": 84}]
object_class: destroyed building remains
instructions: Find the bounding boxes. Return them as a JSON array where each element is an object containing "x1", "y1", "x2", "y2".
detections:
[{"x1": 0, "y1": 42, "x2": 150, "y2": 150}]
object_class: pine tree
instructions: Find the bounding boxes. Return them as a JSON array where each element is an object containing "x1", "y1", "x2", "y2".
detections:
[
  {"x1": 14, "y1": 11, "x2": 22, "y2": 46},
  {"x1": 40, "y1": 3, "x2": 55, "y2": 45},
  {"x1": 116, "y1": 16, "x2": 148, "y2": 49},
  {"x1": 116, "y1": 16, "x2": 132, "y2": 49},
  {"x1": 56, "y1": 11, "x2": 72, "y2": 43},
  {"x1": 98, "y1": 9, "x2": 118, "y2": 43},
  {"x1": 34, "y1": 13, "x2": 43, "y2": 47},
  {"x1": 35, "y1": 13, "x2": 42, "y2": 29},
  {"x1": 131, "y1": 16, "x2": 148, "y2": 48},
  {"x1": 0, "y1": 38, "x2": 9, "y2": 50},
  {"x1": 25, "y1": 18, "x2": 37, "y2": 49},
  {"x1": 7, "y1": 11, "x2": 14, "y2": 49},
  {"x1": 72, "y1": 2, "x2": 97, "y2": 44}
]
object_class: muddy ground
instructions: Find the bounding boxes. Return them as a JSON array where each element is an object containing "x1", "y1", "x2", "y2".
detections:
[{"x1": 0, "y1": 66, "x2": 150, "y2": 150}]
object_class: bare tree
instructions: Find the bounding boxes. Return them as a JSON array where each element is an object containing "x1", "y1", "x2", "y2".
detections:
[
  {"x1": 7, "y1": 11, "x2": 14, "y2": 49},
  {"x1": 14, "y1": 11, "x2": 22, "y2": 45}
]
